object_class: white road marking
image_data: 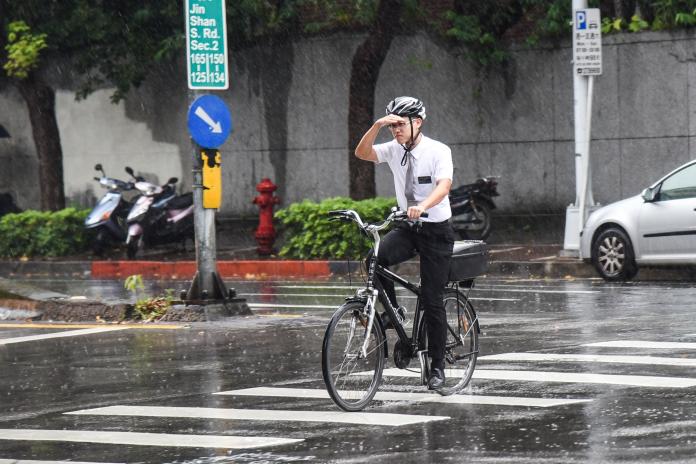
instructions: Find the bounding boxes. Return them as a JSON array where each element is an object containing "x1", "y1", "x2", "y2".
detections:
[
  {"x1": 488, "y1": 247, "x2": 524, "y2": 254},
  {"x1": 248, "y1": 303, "x2": 336, "y2": 310},
  {"x1": 276, "y1": 285, "x2": 361, "y2": 289},
  {"x1": 0, "y1": 461, "x2": 123, "y2": 464},
  {"x1": 475, "y1": 287, "x2": 599, "y2": 294},
  {"x1": 216, "y1": 387, "x2": 592, "y2": 407},
  {"x1": 241, "y1": 292, "x2": 518, "y2": 302},
  {"x1": 369, "y1": 368, "x2": 696, "y2": 388},
  {"x1": 480, "y1": 352, "x2": 696, "y2": 367},
  {"x1": 66, "y1": 405, "x2": 447, "y2": 426},
  {"x1": 0, "y1": 327, "x2": 129, "y2": 345},
  {"x1": 0, "y1": 429, "x2": 302, "y2": 449},
  {"x1": 246, "y1": 297, "x2": 517, "y2": 305},
  {"x1": 584, "y1": 341, "x2": 696, "y2": 350}
]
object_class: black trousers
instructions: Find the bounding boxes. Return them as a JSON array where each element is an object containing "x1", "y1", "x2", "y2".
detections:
[{"x1": 367, "y1": 221, "x2": 455, "y2": 366}]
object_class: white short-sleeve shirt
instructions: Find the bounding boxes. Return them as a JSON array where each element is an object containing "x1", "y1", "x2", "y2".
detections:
[{"x1": 374, "y1": 135, "x2": 453, "y2": 222}]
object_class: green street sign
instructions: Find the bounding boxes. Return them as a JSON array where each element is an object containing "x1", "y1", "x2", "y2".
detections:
[{"x1": 186, "y1": 0, "x2": 229, "y2": 90}]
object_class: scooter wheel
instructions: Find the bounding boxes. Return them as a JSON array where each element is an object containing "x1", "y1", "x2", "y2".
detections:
[
  {"x1": 92, "y1": 230, "x2": 108, "y2": 256},
  {"x1": 454, "y1": 202, "x2": 492, "y2": 241},
  {"x1": 126, "y1": 240, "x2": 139, "y2": 260}
]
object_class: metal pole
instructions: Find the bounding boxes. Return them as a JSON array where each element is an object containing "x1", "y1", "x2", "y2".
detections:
[
  {"x1": 191, "y1": 146, "x2": 217, "y2": 298},
  {"x1": 187, "y1": 90, "x2": 217, "y2": 299},
  {"x1": 578, "y1": 75, "x2": 594, "y2": 233},
  {"x1": 563, "y1": 0, "x2": 589, "y2": 254}
]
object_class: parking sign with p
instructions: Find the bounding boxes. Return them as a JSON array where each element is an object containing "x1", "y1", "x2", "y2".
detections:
[{"x1": 576, "y1": 11, "x2": 587, "y2": 30}]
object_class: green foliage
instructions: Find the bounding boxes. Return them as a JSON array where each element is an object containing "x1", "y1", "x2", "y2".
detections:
[
  {"x1": 653, "y1": 0, "x2": 696, "y2": 28},
  {"x1": 275, "y1": 197, "x2": 396, "y2": 259},
  {"x1": 0, "y1": 208, "x2": 91, "y2": 258},
  {"x1": 3, "y1": 21, "x2": 47, "y2": 79},
  {"x1": 299, "y1": 0, "x2": 377, "y2": 34},
  {"x1": 2, "y1": 1, "x2": 183, "y2": 102},
  {"x1": 124, "y1": 274, "x2": 172, "y2": 321},
  {"x1": 628, "y1": 15, "x2": 650, "y2": 32}
]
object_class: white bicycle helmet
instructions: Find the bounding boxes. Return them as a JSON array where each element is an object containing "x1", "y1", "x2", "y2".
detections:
[{"x1": 386, "y1": 96, "x2": 426, "y2": 120}]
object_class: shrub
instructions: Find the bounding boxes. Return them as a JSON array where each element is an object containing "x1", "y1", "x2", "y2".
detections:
[
  {"x1": 274, "y1": 196, "x2": 397, "y2": 259},
  {"x1": 0, "y1": 208, "x2": 91, "y2": 258},
  {"x1": 124, "y1": 274, "x2": 173, "y2": 321}
]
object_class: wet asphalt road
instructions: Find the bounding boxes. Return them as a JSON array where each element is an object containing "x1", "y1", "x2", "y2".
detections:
[{"x1": 2, "y1": 277, "x2": 696, "y2": 463}]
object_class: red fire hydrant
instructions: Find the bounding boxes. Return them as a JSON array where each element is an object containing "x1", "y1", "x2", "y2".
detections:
[{"x1": 252, "y1": 178, "x2": 280, "y2": 255}]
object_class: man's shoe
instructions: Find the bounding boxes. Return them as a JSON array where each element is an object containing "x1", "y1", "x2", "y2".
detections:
[{"x1": 427, "y1": 367, "x2": 445, "y2": 390}]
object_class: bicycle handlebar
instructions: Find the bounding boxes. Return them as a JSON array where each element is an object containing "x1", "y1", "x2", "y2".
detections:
[{"x1": 328, "y1": 208, "x2": 428, "y2": 233}]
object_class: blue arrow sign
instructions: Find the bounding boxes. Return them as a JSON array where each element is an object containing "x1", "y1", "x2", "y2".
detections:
[{"x1": 187, "y1": 95, "x2": 232, "y2": 148}]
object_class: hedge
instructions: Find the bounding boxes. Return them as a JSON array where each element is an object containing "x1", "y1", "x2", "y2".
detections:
[
  {"x1": 274, "y1": 196, "x2": 397, "y2": 259},
  {"x1": 0, "y1": 208, "x2": 92, "y2": 258}
]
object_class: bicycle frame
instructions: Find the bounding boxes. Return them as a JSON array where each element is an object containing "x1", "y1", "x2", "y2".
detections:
[{"x1": 358, "y1": 212, "x2": 427, "y2": 368}]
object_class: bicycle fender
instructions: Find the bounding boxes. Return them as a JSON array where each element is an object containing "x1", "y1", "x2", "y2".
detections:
[{"x1": 467, "y1": 297, "x2": 482, "y2": 334}]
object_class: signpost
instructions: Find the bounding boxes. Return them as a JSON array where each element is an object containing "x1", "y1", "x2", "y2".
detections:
[
  {"x1": 183, "y1": 1, "x2": 241, "y2": 307},
  {"x1": 187, "y1": 95, "x2": 232, "y2": 149},
  {"x1": 563, "y1": 4, "x2": 603, "y2": 255},
  {"x1": 572, "y1": 8, "x2": 602, "y2": 76},
  {"x1": 186, "y1": 0, "x2": 229, "y2": 90}
]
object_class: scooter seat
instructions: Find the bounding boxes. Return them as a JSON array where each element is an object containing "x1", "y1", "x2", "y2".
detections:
[{"x1": 168, "y1": 192, "x2": 193, "y2": 209}]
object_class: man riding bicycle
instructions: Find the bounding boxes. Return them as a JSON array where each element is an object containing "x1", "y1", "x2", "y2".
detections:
[{"x1": 354, "y1": 96, "x2": 455, "y2": 390}]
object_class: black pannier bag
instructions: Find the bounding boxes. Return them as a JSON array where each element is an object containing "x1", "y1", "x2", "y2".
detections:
[{"x1": 448, "y1": 240, "x2": 488, "y2": 283}]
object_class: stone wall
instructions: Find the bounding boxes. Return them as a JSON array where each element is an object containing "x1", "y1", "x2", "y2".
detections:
[{"x1": 1, "y1": 30, "x2": 694, "y2": 215}]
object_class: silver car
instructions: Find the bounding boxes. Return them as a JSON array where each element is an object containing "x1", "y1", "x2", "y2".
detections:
[{"x1": 580, "y1": 159, "x2": 696, "y2": 280}]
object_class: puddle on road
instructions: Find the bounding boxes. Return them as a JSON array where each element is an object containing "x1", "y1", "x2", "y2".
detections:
[{"x1": 0, "y1": 307, "x2": 41, "y2": 320}]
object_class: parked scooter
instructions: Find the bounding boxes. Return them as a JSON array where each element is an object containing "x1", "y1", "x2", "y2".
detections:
[
  {"x1": 84, "y1": 164, "x2": 135, "y2": 255},
  {"x1": 124, "y1": 167, "x2": 194, "y2": 259},
  {"x1": 449, "y1": 176, "x2": 500, "y2": 241}
]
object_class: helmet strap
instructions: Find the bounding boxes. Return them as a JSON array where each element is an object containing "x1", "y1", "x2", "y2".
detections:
[{"x1": 399, "y1": 117, "x2": 421, "y2": 166}]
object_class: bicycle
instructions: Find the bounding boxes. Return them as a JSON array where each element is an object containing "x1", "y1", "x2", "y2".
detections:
[{"x1": 321, "y1": 208, "x2": 487, "y2": 412}]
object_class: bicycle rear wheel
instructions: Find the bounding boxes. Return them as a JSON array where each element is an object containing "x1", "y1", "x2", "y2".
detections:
[
  {"x1": 322, "y1": 301, "x2": 386, "y2": 411},
  {"x1": 438, "y1": 288, "x2": 479, "y2": 396}
]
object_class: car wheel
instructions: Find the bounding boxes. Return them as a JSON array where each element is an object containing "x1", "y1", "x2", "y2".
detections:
[{"x1": 591, "y1": 227, "x2": 638, "y2": 281}]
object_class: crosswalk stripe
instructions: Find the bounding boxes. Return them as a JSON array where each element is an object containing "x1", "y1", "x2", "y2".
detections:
[
  {"x1": 0, "y1": 429, "x2": 302, "y2": 449},
  {"x1": 241, "y1": 293, "x2": 519, "y2": 302},
  {"x1": 0, "y1": 460, "x2": 123, "y2": 464},
  {"x1": 66, "y1": 405, "x2": 448, "y2": 426},
  {"x1": 584, "y1": 341, "x2": 696, "y2": 350},
  {"x1": 215, "y1": 387, "x2": 592, "y2": 407},
  {"x1": 479, "y1": 352, "x2": 696, "y2": 367},
  {"x1": 369, "y1": 368, "x2": 696, "y2": 388},
  {"x1": 0, "y1": 327, "x2": 129, "y2": 345}
]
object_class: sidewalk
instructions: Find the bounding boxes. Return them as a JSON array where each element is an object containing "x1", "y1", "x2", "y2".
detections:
[
  {"x1": 0, "y1": 215, "x2": 692, "y2": 281},
  {"x1": 0, "y1": 244, "x2": 594, "y2": 280}
]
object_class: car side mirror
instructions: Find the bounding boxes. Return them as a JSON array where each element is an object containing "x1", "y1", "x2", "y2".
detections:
[{"x1": 641, "y1": 187, "x2": 658, "y2": 202}]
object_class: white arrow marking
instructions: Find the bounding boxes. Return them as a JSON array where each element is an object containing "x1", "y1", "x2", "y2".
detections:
[{"x1": 194, "y1": 106, "x2": 222, "y2": 133}]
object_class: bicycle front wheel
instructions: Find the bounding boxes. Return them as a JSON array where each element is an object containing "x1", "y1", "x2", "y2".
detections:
[
  {"x1": 438, "y1": 288, "x2": 479, "y2": 396},
  {"x1": 321, "y1": 301, "x2": 386, "y2": 411}
]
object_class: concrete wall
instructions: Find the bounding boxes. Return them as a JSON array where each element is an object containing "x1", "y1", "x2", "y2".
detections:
[{"x1": 1, "y1": 30, "x2": 695, "y2": 215}]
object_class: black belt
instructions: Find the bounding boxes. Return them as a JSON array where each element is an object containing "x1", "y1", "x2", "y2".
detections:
[{"x1": 403, "y1": 219, "x2": 452, "y2": 230}]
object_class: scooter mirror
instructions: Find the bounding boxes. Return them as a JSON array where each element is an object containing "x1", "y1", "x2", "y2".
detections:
[
  {"x1": 167, "y1": 177, "x2": 178, "y2": 185},
  {"x1": 125, "y1": 167, "x2": 134, "y2": 176},
  {"x1": 94, "y1": 163, "x2": 103, "y2": 171}
]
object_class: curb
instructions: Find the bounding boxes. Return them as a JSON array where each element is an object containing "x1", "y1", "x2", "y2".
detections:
[
  {"x1": 1, "y1": 259, "x2": 595, "y2": 280},
  {"x1": 91, "y1": 260, "x2": 335, "y2": 279},
  {"x1": 2, "y1": 259, "x2": 694, "y2": 281}
]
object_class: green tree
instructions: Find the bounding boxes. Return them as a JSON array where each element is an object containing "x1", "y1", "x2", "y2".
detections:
[
  {"x1": 0, "y1": 1, "x2": 182, "y2": 210},
  {"x1": 348, "y1": 0, "x2": 404, "y2": 200}
]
